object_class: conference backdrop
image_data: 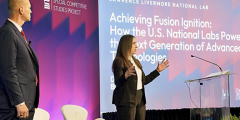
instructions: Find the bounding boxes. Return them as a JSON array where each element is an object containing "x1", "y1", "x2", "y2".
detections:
[
  {"x1": 99, "y1": 0, "x2": 240, "y2": 113},
  {"x1": 0, "y1": 0, "x2": 99, "y2": 120}
]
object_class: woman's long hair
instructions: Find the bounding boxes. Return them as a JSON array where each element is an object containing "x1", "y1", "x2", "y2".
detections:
[{"x1": 112, "y1": 34, "x2": 142, "y2": 73}]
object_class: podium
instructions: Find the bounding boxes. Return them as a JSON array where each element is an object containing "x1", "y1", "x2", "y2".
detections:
[{"x1": 185, "y1": 72, "x2": 235, "y2": 120}]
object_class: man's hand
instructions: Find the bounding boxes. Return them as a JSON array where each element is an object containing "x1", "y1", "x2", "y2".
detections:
[{"x1": 16, "y1": 103, "x2": 29, "y2": 118}]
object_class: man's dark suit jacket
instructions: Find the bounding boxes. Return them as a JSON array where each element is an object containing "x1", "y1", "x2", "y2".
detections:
[
  {"x1": 112, "y1": 57, "x2": 160, "y2": 107},
  {"x1": 0, "y1": 20, "x2": 39, "y2": 110}
]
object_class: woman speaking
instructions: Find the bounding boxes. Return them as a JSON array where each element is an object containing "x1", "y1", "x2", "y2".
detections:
[{"x1": 112, "y1": 34, "x2": 169, "y2": 120}]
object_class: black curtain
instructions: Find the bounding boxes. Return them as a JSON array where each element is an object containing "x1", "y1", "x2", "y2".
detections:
[{"x1": 231, "y1": 107, "x2": 240, "y2": 117}]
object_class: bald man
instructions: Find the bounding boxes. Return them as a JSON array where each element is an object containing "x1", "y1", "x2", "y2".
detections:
[{"x1": 0, "y1": 0, "x2": 39, "y2": 119}]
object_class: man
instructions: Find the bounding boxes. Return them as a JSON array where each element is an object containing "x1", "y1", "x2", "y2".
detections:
[{"x1": 0, "y1": 0, "x2": 39, "y2": 119}]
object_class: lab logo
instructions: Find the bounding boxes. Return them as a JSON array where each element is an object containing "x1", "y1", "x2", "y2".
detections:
[
  {"x1": 44, "y1": 0, "x2": 50, "y2": 9},
  {"x1": 236, "y1": 88, "x2": 240, "y2": 100},
  {"x1": 222, "y1": 89, "x2": 226, "y2": 100}
]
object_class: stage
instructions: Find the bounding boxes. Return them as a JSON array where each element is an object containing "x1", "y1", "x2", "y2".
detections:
[{"x1": 103, "y1": 107, "x2": 240, "y2": 120}]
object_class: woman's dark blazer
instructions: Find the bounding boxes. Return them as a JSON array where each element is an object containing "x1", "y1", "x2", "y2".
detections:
[{"x1": 112, "y1": 58, "x2": 160, "y2": 107}]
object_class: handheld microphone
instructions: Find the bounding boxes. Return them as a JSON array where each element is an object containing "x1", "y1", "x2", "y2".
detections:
[
  {"x1": 28, "y1": 41, "x2": 31, "y2": 45},
  {"x1": 191, "y1": 55, "x2": 223, "y2": 72}
]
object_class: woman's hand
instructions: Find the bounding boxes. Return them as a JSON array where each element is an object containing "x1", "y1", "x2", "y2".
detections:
[
  {"x1": 156, "y1": 58, "x2": 169, "y2": 72},
  {"x1": 125, "y1": 65, "x2": 136, "y2": 79}
]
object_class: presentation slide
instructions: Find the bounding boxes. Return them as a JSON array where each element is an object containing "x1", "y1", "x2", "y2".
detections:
[
  {"x1": 99, "y1": 0, "x2": 240, "y2": 113},
  {"x1": 0, "y1": 0, "x2": 99, "y2": 119}
]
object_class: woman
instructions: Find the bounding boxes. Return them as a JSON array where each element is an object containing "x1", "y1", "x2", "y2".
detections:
[{"x1": 112, "y1": 34, "x2": 169, "y2": 120}]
